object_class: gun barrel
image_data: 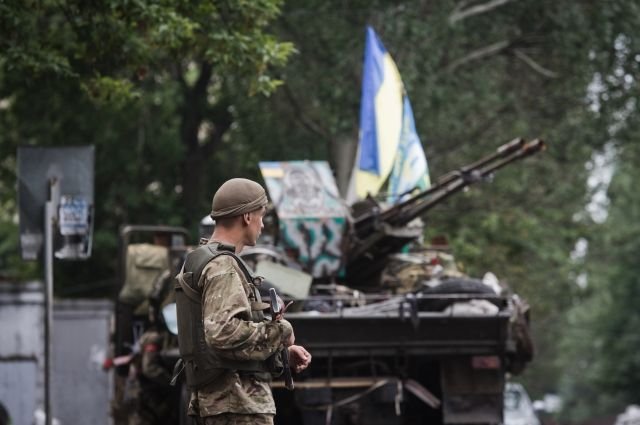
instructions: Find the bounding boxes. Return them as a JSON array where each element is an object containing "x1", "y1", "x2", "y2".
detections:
[
  {"x1": 391, "y1": 138, "x2": 544, "y2": 226},
  {"x1": 347, "y1": 138, "x2": 545, "y2": 275},
  {"x1": 497, "y1": 137, "x2": 526, "y2": 155},
  {"x1": 353, "y1": 138, "x2": 528, "y2": 238},
  {"x1": 390, "y1": 138, "x2": 524, "y2": 214}
]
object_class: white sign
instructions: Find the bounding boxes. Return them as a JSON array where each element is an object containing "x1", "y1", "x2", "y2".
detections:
[{"x1": 59, "y1": 196, "x2": 89, "y2": 236}]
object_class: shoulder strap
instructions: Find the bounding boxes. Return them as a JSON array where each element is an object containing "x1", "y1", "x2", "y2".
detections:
[
  {"x1": 176, "y1": 266, "x2": 201, "y2": 303},
  {"x1": 181, "y1": 243, "x2": 263, "y2": 298}
]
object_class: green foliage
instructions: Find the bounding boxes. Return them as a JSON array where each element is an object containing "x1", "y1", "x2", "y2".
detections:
[
  {"x1": 0, "y1": 0, "x2": 293, "y2": 291},
  {"x1": 0, "y1": 0, "x2": 292, "y2": 97},
  {"x1": 550, "y1": 4, "x2": 640, "y2": 419},
  {"x1": 557, "y1": 140, "x2": 640, "y2": 421}
]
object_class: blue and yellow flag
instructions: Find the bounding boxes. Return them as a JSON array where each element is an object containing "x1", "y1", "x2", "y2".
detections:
[
  {"x1": 387, "y1": 96, "x2": 431, "y2": 203},
  {"x1": 347, "y1": 27, "x2": 430, "y2": 203},
  {"x1": 347, "y1": 26, "x2": 404, "y2": 201}
]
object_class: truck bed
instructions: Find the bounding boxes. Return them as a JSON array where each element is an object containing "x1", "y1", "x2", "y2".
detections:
[
  {"x1": 288, "y1": 310, "x2": 511, "y2": 358},
  {"x1": 288, "y1": 293, "x2": 512, "y2": 358}
]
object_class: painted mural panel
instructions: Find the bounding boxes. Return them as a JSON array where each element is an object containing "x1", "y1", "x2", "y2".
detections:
[
  {"x1": 259, "y1": 161, "x2": 347, "y2": 278},
  {"x1": 260, "y1": 161, "x2": 345, "y2": 219}
]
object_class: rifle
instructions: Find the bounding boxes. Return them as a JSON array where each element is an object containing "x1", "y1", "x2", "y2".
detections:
[{"x1": 269, "y1": 287, "x2": 295, "y2": 390}]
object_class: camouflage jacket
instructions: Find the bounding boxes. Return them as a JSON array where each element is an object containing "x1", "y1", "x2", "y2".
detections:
[
  {"x1": 137, "y1": 329, "x2": 174, "y2": 388},
  {"x1": 188, "y1": 254, "x2": 293, "y2": 417}
]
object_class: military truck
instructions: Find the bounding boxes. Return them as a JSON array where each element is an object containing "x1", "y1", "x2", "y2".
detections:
[
  {"x1": 108, "y1": 138, "x2": 542, "y2": 425},
  {"x1": 247, "y1": 138, "x2": 542, "y2": 425},
  {"x1": 109, "y1": 225, "x2": 190, "y2": 425}
]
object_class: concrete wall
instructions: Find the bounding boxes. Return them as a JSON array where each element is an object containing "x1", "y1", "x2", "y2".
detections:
[
  {"x1": 53, "y1": 298, "x2": 113, "y2": 425},
  {"x1": 0, "y1": 281, "x2": 44, "y2": 425},
  {"x1": 0, "y1": 281, "x2": 113, "y2": 425}
]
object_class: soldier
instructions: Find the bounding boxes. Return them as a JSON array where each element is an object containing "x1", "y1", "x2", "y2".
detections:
[
  {"x1": 111, "y1": 232, "x2": 176, "y2": 425},
  {"x1": 175, "y1": 178, "x2": 311, "y2": 425},
  {"x1": 128, "y1": 326, "x2": 179, "y2": 425},
  {"x1": 126, "y1": 270, "x2": 180, "y2": 425}
]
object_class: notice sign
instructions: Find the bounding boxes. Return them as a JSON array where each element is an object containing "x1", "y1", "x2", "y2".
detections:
[
  {"x1": 59, "y1": 196, "x2": 89, "y2": 236},
  {"x1": 18, "y1": 145, "x2": 95, "y2": 261}
]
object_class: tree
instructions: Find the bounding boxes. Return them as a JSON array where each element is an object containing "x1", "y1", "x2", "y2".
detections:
[
  {"x1": 556, "y1": 145, "x2": 640, "y2": 420},
  {"x1": 0, "y1": 0, "x2": 293, "y2": 290},
  {"x1": 556, "y1": 29, "x2": 640, "y2": 416}
]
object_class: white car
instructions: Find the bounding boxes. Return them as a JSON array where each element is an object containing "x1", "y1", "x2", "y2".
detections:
[{"x1": 504, "y1": 382, "x2": 541, "y2": 425}]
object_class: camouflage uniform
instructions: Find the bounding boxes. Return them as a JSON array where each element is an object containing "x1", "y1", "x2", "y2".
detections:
[
  {"x1": 188, "y1": 252, "x2": 292, "y2": 423},
  {"x1": 129, "y1": 329, "x2": 179, "y2": 425},
  {"x1": 195, "y1": 413, "x2": 273, "y2": 425}
]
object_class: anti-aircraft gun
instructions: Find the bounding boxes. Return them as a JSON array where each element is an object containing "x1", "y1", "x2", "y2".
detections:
[
  {"x1": 345, "y1": 138, "x2": 545, "y2": 288},
  {"x1": 252, "y1": 138, "x2": 543, "y2": 425}
]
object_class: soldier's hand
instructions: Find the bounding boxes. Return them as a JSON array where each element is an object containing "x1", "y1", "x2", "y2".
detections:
[
  {"x1": 288, "y1": 345, "x2": 311, "y2": 373},
  {"x1": 273, "y1": 297, "x2": 294, "y2": 322}
]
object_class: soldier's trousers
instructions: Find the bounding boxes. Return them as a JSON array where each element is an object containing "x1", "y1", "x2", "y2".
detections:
[{"x1": 194, "y1": 413, "x2": 274, "y2": 425}]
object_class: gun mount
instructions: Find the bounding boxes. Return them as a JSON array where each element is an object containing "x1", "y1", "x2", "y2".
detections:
[{"x1": 345, "y1": 138, "x2": 545, "y2": 286}]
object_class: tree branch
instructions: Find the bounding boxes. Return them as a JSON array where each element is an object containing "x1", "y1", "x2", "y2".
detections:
[
  {"x1": 428, "y1": 103, "x2": 511, "y2": 162},
  {"x1": 180, "y1": 60, "x2": 213, "y2": 151},
  {"x1": 513, "y1": 49, "x2": 559, "y2": 78},
  {"x1": 282, "y1": 84, "x2": 332, "y2": 141},
  {"x1": 173, "y1": 60, "x2": 187, "y2": 88},
  {"x1": 194, "y1": 61, "x2": 213, "y2": 95},
  {"x1": 201, "y1": 102, "x2": 233, "y2": 157},
  {"x1": 449, "y1": 0, "x2": 515, "y2": 25},
  {"x1": 446, "y1": 40, "x2": 510, "y2": 72}
]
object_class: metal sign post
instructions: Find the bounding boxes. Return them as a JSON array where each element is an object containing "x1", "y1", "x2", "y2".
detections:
[
  {"x1": 17, "y1": 146, "x2": 94, "y2": 425},
  {"x1": 43, "y1": 178, "x2": 59, "y2": 425}
]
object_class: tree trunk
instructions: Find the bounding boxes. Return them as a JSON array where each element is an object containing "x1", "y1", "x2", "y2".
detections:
[
  {"x1": 178, "y1": 62, "x2": 233, "y2": 228},
  {"x1": 179, "y1": 62, "x2": 212, "y2": 227}
]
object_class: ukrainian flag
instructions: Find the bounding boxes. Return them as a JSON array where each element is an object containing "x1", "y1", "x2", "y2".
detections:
[
  {"x1": 348, "y1": 26, "x2": 404, "y2": 201},
  {"x1": 387, "y1": 96, "x2": 431, "y2": 203}
]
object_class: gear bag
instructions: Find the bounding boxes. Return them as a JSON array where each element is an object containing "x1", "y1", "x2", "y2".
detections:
[{"x1": 119, "y1": 244, "x2": 170, "y2": 314}]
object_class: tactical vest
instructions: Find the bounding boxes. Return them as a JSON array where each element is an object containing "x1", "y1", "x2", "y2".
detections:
[{"x1": 174, "y1": 242, "x2": 270, "y2": 389}]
